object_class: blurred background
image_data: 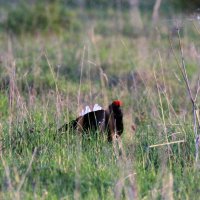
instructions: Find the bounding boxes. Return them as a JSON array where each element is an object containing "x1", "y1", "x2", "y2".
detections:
[{"x1": 0, "y1": 0, "x2": 200, "y2": 123}]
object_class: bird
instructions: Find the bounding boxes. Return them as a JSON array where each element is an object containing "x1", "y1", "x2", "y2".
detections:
[{"x1": 58, "y1": 100, "x2": 123, "y2": 142}]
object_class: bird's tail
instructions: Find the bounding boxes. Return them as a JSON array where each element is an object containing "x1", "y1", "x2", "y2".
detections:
[
  {"x1": 58, "y1": 119, "x2": 78, "y2": 133},
  {"x1": 58, "y1": 123, "x2": 69, "y2": 133}
]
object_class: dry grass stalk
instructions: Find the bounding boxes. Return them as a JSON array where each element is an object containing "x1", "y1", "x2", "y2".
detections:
[
  {"x1": 77, "y1": 45, "x2": 86, "y2": 113},
  {"x1": 169, "y1": 28, "x2": 200, "y2": 163},
  {"x1": 44, "y1": 51, "x2": 62, "y2": 120},
  {"x1": 149, "y1": 140, "x2": 185, "y2": 148},
  {"x1": 161, "y1": 172, "x2": 174, "y2": 200},
  {"x1": 152, "y1": 0, "x2": 162, "y2": 23},
  {"x1": 17, "y1": 147, "x2": 37, "y2": 193},
  {"x1": 113, "y1": 136, "x2": 138, "y2": 200},
  {"x1": 1, "y1": 155, "x2": 14, "y2": 196}
]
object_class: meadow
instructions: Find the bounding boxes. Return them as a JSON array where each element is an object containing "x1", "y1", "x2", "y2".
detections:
[{"x1": 0, "y1": 1, "x2": 200, "y2": 199}]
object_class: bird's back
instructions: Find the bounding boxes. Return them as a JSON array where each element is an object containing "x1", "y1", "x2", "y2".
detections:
[{"x1": 79, "y1": 110, "x2": 107, "y2": 132}]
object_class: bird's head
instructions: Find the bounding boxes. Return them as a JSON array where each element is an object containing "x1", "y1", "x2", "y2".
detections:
[{"x1": 112, "y1": 100, "x2": 122, "y2": 107}]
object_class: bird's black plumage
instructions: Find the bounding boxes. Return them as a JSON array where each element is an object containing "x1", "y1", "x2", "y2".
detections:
[{"x1": 58, "y1": 100, "x2": 123, "y2": 141}]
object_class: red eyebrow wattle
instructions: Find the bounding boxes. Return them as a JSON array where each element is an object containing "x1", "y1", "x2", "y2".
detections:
[{"x1": 113, "y1": 100, "x2": 122, "y2": 106}]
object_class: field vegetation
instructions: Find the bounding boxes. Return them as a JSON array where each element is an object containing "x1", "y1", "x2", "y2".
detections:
[{"x1": 0, "y1": 0, "x2": 200, "y2": 199}]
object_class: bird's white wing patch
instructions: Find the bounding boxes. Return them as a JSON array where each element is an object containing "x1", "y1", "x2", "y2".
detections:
[
  {"x1": 80, "y1": 104, "x2": 102, "y2": 116},
  {"x1": 93, "y1": 104, "x2": 102, "y2": 111}
]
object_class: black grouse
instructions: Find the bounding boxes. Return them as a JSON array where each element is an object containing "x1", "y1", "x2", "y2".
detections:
[{"x1": 58, "y1": 100, "x2": 123, "y2": 142}]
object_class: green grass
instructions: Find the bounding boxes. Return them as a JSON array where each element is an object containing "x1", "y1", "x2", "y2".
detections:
[
  {"x1": 0, "y1": 2, "x2": 200, "y2": 199},
  {"x1": 0, "y1": 112, "x2": 198, "y2": 199}
]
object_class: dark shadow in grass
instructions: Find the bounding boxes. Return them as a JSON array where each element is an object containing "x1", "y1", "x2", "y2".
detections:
[{"x1": 24, "y1": 165, "x2": 113, "y2": 199}]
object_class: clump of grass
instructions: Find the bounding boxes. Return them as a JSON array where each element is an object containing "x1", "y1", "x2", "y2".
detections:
[{"x1": 2, "y1": 1, "x2": 82, "y2": 35}]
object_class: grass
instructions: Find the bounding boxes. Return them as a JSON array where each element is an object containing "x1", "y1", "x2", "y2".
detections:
[{"x1": 0, "y1": 2, "x2": 200, "y2": 199}]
